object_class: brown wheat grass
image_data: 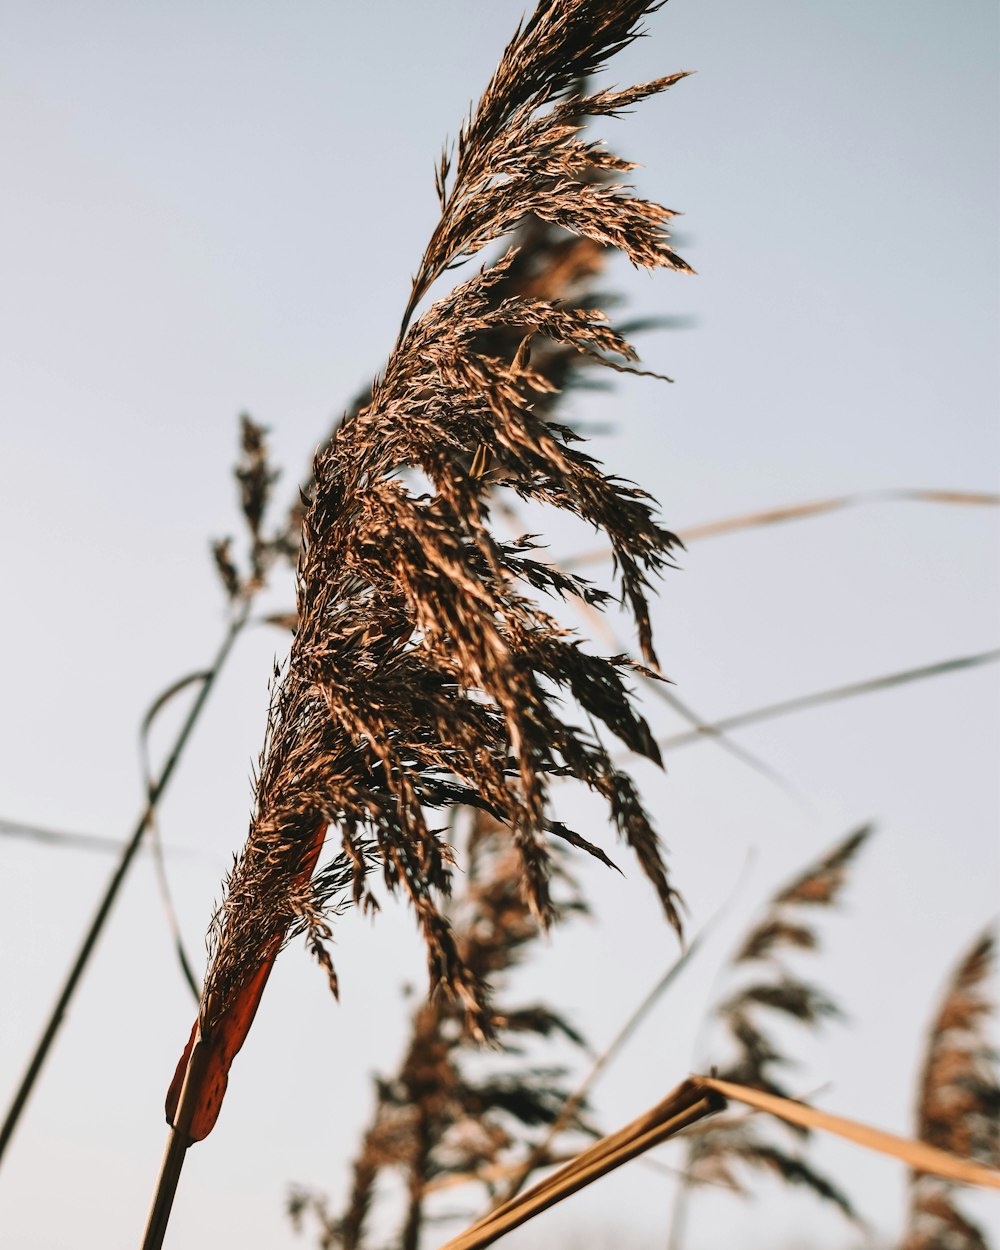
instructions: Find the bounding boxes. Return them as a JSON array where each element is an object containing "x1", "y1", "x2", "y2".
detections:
[{"x1": 145, "y1": 4, "x2": 693, "y2": 1243}]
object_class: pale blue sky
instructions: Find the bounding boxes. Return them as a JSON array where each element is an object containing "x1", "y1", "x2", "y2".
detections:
[{"x1": 1, "y1": 3, "x2": 997, "y2": 1248}]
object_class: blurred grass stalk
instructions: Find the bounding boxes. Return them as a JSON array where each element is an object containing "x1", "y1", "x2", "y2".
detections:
[{"x1": 0, "y1": 603, "x2": 249, "y2": 1167}]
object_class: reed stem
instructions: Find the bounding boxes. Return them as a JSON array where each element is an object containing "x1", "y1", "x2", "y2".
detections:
[{"x1": 140, "y1": 1031, "x2": 210, "y2": 1250}]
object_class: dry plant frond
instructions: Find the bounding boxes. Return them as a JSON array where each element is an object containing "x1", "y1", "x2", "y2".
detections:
[
  {"x1": 669, "y1": 829, "x2": 872, "y2": 1245},
  {"x1": 212, "y1": 415, "x2": 286, "y2": 600},
  {"x1": 397, "y1": 4, "x2": 690, "y2": 337},
  {"x1": 275, "y1": 62, "x2": 684, "y2": 568},
  {"x1": 290, "y1": 815, "x2": 594, "y2": 1250},
  {"x1": 277, "y1": 161, "x2": 646, "y2": 606},
  {"x1": 901, "y1": 928, "x2": 1000, "y2": 1250},
  {"x1": 770, "y1": 827, "x2": 870, "y2": 911},
  {"x1": 159, "y1": 0, "x2": 689, "y2": 1176}
]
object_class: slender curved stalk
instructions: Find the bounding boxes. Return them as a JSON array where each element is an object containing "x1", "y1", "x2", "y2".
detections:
[
  {"x1": 495, "y1": 928, "x2": 710, "y2": 1205},
  {"x1": 139, "y1": 673, "x2": 216, "y2": 1002},
  {"x1": 494, "y1": 856, "x2": 753, "y2": 1207},
  {"x1": 0, "y1": 605, "x2": 249, "y2": 1167},
  {"x1": 562, "y1": 487, "x2": 1000, "y2": 569},
  {"x1": 695, "y1": 1076, "x2": 1000, "y2": 1190},
  {"x1": 0, "y1": 817, "x2": 127, "y2": 854},
  {"x1": 568, "y1": 582, "x2": 803, "y2": 801},
  {"x1": 658, "y1": 649, "x2": 1000, "y2": 751}
]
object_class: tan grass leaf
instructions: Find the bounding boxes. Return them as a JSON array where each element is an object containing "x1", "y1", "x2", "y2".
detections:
[{"x1": 696, "y1": 1077, "x2": 1000, "y2": 1191}]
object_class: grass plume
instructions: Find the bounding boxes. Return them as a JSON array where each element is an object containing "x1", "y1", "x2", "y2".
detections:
[
  {"x1": 902, "y1": 927, "x2": 1000, "y2": 1250},
  {"x1": 667, "y1": 829, "x2": 872, "y2": 1247},
  {"x1": 150, "y1": 14, "x2": 692, "y2": 1236}
]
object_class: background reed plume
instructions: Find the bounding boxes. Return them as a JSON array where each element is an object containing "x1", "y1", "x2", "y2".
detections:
[
  {"x1": 667, "y1": 829, "x2": 871, "y2": 1246},
  {"x1": 210, "y1": 413, "x2": 287, "y2": 606},
  {"x1": 901, "y1": 928, "x2": 999, "y2": 1250},
  {"x1": 288, "y1": 812, "x2": 593, "y2": 1250},
  {"x1": 165, "y1": 0, "x2": 691, "y2": 1148}
]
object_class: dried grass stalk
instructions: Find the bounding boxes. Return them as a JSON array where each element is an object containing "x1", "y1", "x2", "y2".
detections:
[
  {"x1": 564, "y1": 488, "x2": 1000, "y2": 570},
  {"x1": 659, "y1": 651, "x2": 1000, "y2": 752},
  {"x1": 695, "y1": 1077, "x2": 1000, "y2": 1192}
]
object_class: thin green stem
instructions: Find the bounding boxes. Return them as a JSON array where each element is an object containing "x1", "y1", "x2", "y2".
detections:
[{"x1": 0, "y1": 605, "x2": 249, "y2": 1168}]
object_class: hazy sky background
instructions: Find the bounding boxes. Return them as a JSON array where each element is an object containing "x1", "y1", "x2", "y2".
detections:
[{"x1": 1, "y1": 2, "x2": 997, "y2": 1247}]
